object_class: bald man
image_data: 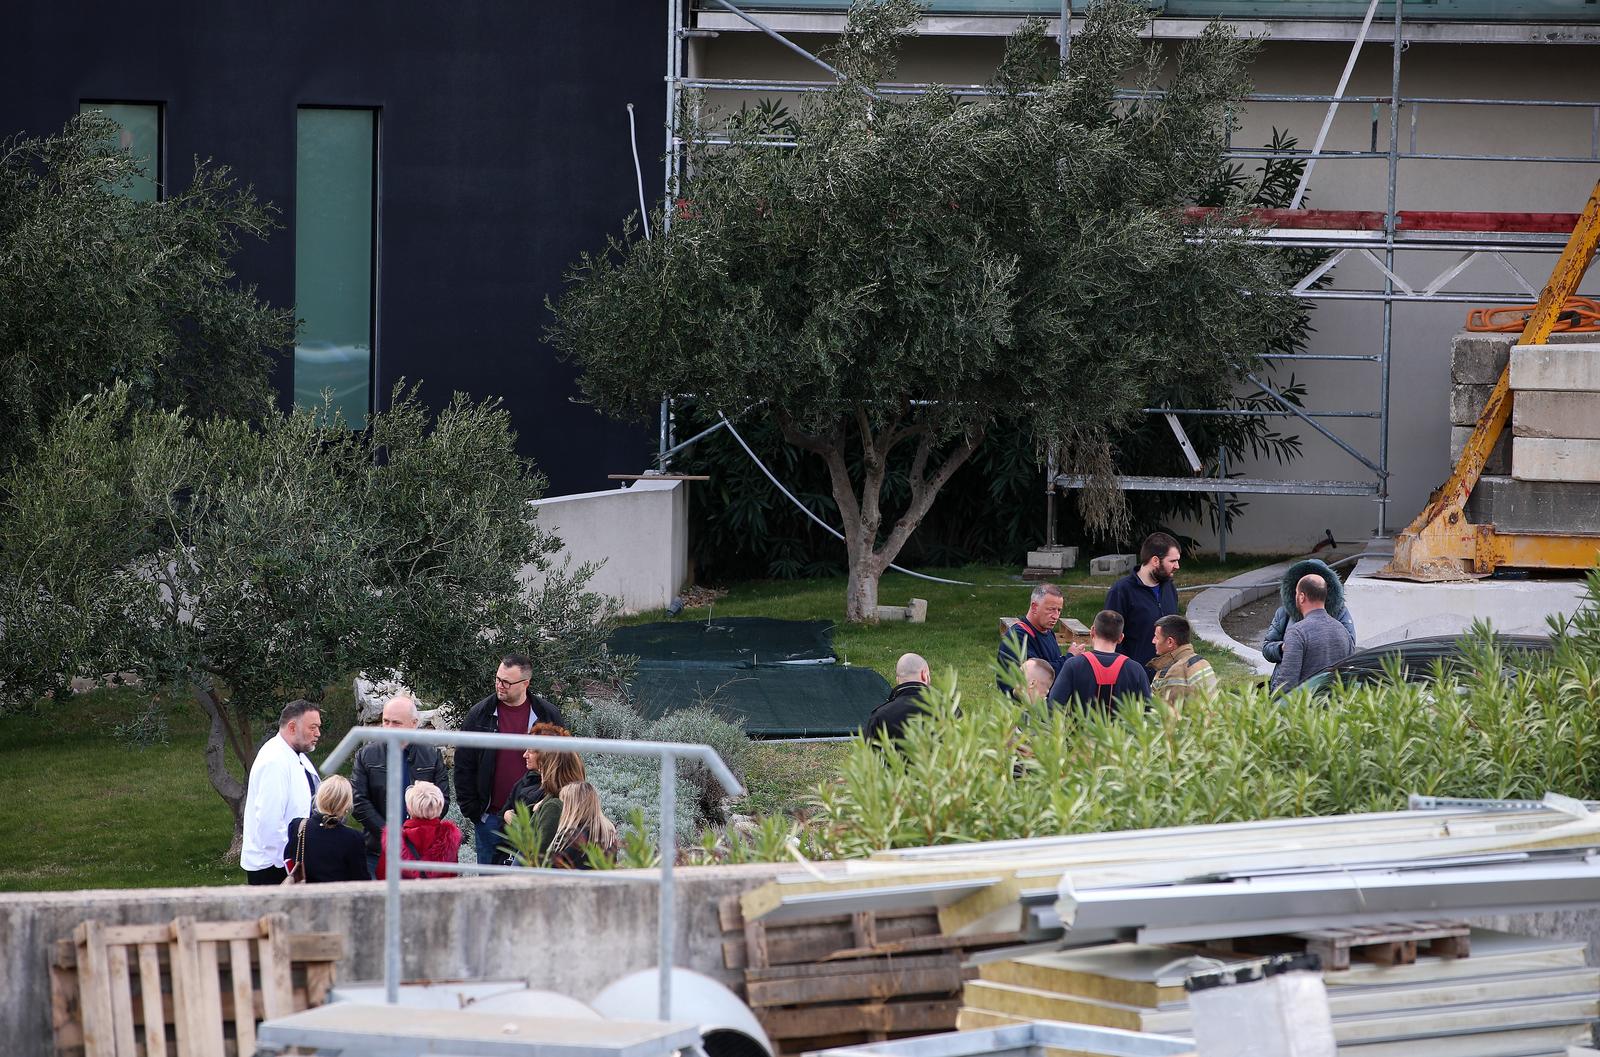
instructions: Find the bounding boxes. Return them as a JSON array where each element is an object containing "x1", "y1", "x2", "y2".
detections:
[
  {"x1": 866, "y1": 653, "x2": 933, "y2": 746},
  {"x1": 1022, "y1": 658, "x2": 1056, "y2": 701},
  {"x1": 351, "y1": 694, "x2": 451, "y2": 876}
]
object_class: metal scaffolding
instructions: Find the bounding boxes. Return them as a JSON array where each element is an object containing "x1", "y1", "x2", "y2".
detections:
[{"x1": 661, "y1": 0, "x2": 1600, "y2": 540}]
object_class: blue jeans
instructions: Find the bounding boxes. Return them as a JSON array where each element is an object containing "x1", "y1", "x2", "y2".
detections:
[
  {"x1": 365, "y1": 852, "x2": 380, "y2": 879},
  {"x1": 473, "y1": 816, "x2": 504, "y2": 866}
]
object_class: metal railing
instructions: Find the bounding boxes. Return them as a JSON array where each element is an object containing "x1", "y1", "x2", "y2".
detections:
[{"x1": 319, "y1": 726, "x2": 745, "y2": 1020}]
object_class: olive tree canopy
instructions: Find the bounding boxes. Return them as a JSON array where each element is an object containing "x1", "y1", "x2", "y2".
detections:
[{"x1": 548, "y1": 0, "x2": 1298, "y2": 621}]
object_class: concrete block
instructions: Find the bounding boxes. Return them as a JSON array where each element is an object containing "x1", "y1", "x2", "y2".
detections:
[
  {"x1": 1450, "y1": 425, "x2": 1510, "y2": 476},
  {"x1": 1510, "y1": 343, "x2": 1600, "y2": 393},
  {"x1": 1512, "y1": 438, "x2": 1600, "y2": 483},
  {"x1": 906, "y1": 598, "x2": 928, "y2": 624},
  {"x1": 875, "y1": 605, "x2": 909, "y2": 622},
  {"x1": 1450, "y1": 384, "x2": 1494, "y2": 427},
  {"x1": 1450, "y1": 334, "x2": 1513, "y2": 385},
  {"x1": 1025, "y1": 545, "x2": 1079, "y2": 571},
  {"x1": 1090, "y1": 553, "x2": 1136, "y2": 577},
  {"x1": 1513, "y1": 391, "x2": 1600, "y2": 440},
  {"x1": 1466, "y1": 474, "x2": 1600, "y2": 534}
]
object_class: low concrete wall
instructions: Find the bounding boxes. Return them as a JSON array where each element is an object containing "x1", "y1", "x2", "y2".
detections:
[
  {"x1": 0, "y1": 863, "x2": 791, "y2": 1054},
  {"x1": 526, "y1": 479, "x2": 689, "y2": 614}
]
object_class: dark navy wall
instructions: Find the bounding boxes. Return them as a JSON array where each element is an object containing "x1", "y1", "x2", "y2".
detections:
[{"x1": 3, "y1": 2, "x2": 662, "y2": 493}]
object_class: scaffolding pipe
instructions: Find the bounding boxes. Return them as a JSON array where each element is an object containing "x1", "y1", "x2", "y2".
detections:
[
  {"x1": 1290, "y1": 0, "x2": 1382, "y2": 210},
  {"x1": 1377, "y1": 0, "x2": 1404, "y2": 536}
]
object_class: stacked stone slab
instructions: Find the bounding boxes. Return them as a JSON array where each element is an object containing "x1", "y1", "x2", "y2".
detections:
[
  {"x1": 1453, "y1": 331, "x2": 1600, "y2": 534},
  {"x1": 1448, "y1": 330, "x2": 1593, "y2": 474}
]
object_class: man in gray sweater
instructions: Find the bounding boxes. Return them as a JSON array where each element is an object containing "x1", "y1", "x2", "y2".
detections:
[{"x1": 1270, "y1": 574, "x2": 1354, "y2": 693}]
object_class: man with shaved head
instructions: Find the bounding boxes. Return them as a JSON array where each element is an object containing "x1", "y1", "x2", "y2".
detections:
[
  {"x1": 1270, "y1": 573, "x2": 1354, "y2": 693},
  {"x1": 351, "y1": 693, "x2": 450, "y2": 877},
  {"x1": 866, "y1": 653, "x2": 934, "y2": 746}
]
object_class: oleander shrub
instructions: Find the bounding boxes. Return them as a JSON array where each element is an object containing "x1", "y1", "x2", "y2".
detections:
[{"x1": 810, "y1": 573, "x2": 1600, "y2": 858}]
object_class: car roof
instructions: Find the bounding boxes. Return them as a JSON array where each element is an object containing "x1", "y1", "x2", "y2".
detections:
[{"x1": 1323, "y1": 633, "x2": 1553, "y2": 675}]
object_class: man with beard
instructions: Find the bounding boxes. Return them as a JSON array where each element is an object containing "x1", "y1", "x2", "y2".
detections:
[
  {"x1": 1105, "y1": 532, "x2": 1181, "y2": 669},
  {"x1": 241, "y1": 699, "x2": 323, "y2": 885},
  {"x1": 454, "y1": 654, "x2": 565, "y2": 865}
]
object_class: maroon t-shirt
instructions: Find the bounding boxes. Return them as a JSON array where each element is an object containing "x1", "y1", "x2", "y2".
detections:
[{"x1": 492, "y1": 700, "x2": 533, "y2": 812}]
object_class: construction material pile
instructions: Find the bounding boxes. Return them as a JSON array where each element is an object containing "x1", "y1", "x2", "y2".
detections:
[{"x1": 737, "y1": 797, "x2": 1600, "y2": 1055}]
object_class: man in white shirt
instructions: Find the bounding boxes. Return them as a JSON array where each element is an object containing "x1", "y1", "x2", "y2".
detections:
[{"x1": 241, "y1": 699, "x2": 323, "y2": 885}]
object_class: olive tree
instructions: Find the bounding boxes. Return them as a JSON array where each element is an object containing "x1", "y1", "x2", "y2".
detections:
[
  {"x1": 0, "y1": 386, "x2": 617, "y2": 854},
  {"x1": 548, "y1": 0, "x2": 1298, "y2": 621},
  {"x1": 0, "y1": 113, "x2": 292, "y2": 475}
]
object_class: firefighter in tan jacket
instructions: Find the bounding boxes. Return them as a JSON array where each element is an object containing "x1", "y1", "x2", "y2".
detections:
[{"x1": 1148, "y1": 615, "x2": 1219, "y2": 709}]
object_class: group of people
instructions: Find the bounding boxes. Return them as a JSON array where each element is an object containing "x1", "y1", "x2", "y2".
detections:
[
  {"x1": 240, "y1": 653, "x2": 619, "y2": 886},
  {"x1": 867, "y1": 533, "x2": 1360, "y2": 742}
]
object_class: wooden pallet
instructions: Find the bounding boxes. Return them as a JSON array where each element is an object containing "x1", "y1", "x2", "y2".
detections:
[
  {"x1": 50, "y1": 914, "x2": 347, "y2": 1057},
  {"x1": 721, "y1": 895, "x2": 1022, "y2": 1054},
  {"x1": 1207, "y1": 919, "x2": 1471, "y2": 972}
]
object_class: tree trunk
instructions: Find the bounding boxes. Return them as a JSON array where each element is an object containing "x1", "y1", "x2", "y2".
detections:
[
  {"x1": 192, "y1": 683, "x2": 249, "y2": 861},
  {"x1": 845, "y1": 552, "x2": 885, "y2": 623}
]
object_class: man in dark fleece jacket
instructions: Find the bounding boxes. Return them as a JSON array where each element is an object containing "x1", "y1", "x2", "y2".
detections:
[
  {"x1": 866, "y1": 653, "x2": 933, "y2": 745},
  {"x1": 1105, "y1": 531, "x2": 1181, "y2": 668},
  {"x1": 997, "y1": 583, "x2": 1068, "y2": 691}
]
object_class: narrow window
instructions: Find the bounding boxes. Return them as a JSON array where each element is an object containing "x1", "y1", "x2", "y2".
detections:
[
  {"x1": 294, "y1": 107, "x2": 378, "y2": 425},
  {"x1": 79, "y1": 102, "x2": 162, "y2": 201}
]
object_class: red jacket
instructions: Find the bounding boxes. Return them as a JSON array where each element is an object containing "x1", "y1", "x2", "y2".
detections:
[{"x1": 377, "y1": 817, "x2": 463, "y2": 880}]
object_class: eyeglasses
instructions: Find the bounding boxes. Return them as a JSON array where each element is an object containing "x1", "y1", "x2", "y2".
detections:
[{"x1": 495, "y1": 675, "x2": 530, "y2": 688}]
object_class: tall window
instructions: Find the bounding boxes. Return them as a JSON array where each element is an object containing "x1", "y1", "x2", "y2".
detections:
[
  {"x1": 294, "y1": 108, "x2": 378, "y2": 425},
  {"x1": 80, "y1": 102, "x2": 162, "y2": 202}
]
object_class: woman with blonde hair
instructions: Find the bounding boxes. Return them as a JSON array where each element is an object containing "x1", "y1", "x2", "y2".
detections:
[
  {"x1": 377, "y1": 780, "x2": 462, "y2": 880},
  {"x1": 284, "y1": 774, "x2": 368, "y2": 883},
  {"x1": 546, "y1": 781, "x2": 619, "y2": 869},
  {"x1": 504, "y1": 749, "x2": 586, "y2": 866}
]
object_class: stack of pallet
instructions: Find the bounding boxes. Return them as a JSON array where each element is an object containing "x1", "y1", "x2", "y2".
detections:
[
  {"x1": 50, "y1": 913, "x2": 346, "y2": 1057},
  {"x1": 959, "y1": 928, "x2": 1600, "y2": 1057},
  {"x1": 1457, "y1": 332, "x2": 1600, "y2": 529},
  {"x1": 718, "y1": 896, "x2": 1022, "y2": 1054}
]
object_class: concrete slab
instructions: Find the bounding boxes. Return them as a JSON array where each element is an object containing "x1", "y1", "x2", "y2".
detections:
[
  {"x1": 1026, "y1": 546, "x2": 1079, "y2": 571},
  {"x1": 1090, "y1": 554, "x2": 1136, "y2": 577},
  {"x1": 1341, "y1": 552, "x2": 1589, "y2": 646},
  {"x1": 1514, "y1": 391, "x2": 1600, "y2": 440},
  {"x1": 1449, "y1": 330, "x2": 1595, "y2": 385},
  {"x1": 1510, "y1": 343, "x2": 1600, "y2": 393},
  {"x1": 1465, "y1": 475, "x2": 1600, "y2": 534},
  {"x1": 1513, "y1": 438, "x2": 1600, "y2": 483},
  {"x1": 1450, "y1": 425, "x2": 1510, "y2": 476}
]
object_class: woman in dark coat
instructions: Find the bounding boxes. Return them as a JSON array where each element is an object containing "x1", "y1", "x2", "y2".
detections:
[{"x1": 285, "y1": 774, "x2": 370, "y2": 883}]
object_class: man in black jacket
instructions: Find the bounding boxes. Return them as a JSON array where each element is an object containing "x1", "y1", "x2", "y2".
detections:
[
  {"x1": 351, "y1": 694, "x2": 450, "y2": 878},
  {"x1": 865, "y1": 653, "x2": 932, "y2": 746},
  {"x1": 454, "y1": 653, "x2": 565, "y2": 864}
]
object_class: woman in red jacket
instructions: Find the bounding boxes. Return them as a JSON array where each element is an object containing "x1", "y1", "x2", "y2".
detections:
[{"x1": 377, "y1": 780, "x2": 462, "y2": 879}]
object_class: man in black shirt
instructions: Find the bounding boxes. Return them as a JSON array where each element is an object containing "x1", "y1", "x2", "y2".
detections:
[
  {"x1": 1105, "y1": 532, "x2": 1181, "y2": 668},
  {"x1": 866, "y1": 653, "x2": 933, "y2": 745}
]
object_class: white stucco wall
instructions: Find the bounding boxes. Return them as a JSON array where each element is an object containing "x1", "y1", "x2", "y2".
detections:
[
  {"x1": 525, "y1": 478, "x2": 690, "y2": 614},
  {"x1": 691, "y1": 27, "x2": 1600, "y2": 554}
]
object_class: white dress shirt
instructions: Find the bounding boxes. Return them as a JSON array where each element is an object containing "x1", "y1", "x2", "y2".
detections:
[{"x1": 241, "y1": 732, "x2": 320, "y2": 871}]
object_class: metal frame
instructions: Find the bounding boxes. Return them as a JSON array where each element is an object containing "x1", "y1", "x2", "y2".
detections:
[
  {"x1": 318, "y1": 726, "x2": 744, "y2": 1020},
  {"x1": 664, "y1": 0, "x2": 1600, "y2": 538}
]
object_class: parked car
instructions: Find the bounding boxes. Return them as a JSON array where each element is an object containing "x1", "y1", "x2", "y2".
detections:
[{"x1": 1298, "y1": 634, "x2": 1554, "y2": 694}]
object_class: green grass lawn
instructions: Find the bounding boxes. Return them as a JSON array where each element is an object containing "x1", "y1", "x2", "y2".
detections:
[
  {"x1": 0, "y1": 684, "x2": 361, "y2": 892},
  {"x1": 625, "y1": 557, "x2": 1280, "y2": 692}
]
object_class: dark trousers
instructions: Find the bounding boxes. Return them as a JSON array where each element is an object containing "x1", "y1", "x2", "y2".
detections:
[
  {"x1": 473, "y1": 816, "x2": 504, "y2": 866},
  {"x1": 245, "y1": 866, "x2": 287, "y2": 886}
]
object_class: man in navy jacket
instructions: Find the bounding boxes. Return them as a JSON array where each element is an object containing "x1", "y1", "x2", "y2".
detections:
[
  {"x1": 997, "y1": 583, "x2": 1067, "y2": 690},
  {"x1": 1105, "y1": 532, "x2": 1181, "y2": 668},
  {"x1": 1049, "y1": 610, "x2": 1151, "y2": 715}
]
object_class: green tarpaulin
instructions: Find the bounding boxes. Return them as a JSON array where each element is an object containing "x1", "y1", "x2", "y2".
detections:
[{"x1": 609, "y1": 618, "x2": 888, "y2": 737}]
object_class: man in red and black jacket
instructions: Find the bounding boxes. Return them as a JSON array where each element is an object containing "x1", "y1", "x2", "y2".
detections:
[
  {"x1": 453, "y1": 653, "x2": 565, "y2": 865},
  {"x1": 1050, "y1": 610, "x2": 1151, "y2": 716},
  {"x1": 997, "y1": 583, "x2": 1067, "y2": 691}
]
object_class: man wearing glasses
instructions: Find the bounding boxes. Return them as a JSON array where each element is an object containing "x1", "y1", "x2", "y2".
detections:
[{"x1": 454, "y1": 654, "x2": 566, "y2": 865}]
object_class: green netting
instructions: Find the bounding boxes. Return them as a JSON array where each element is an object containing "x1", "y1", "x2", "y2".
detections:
[
  {"x1": 625, "y1": 663, "x2": 889, "y2": 737},
  {"x1": 608, "y1": 617, "x2": 835, "y2": 668}
]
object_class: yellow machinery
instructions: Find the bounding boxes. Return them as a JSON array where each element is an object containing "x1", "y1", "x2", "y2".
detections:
[{"x1": 1379, "y1": 179, "x2": 1600, "y2": 582}]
